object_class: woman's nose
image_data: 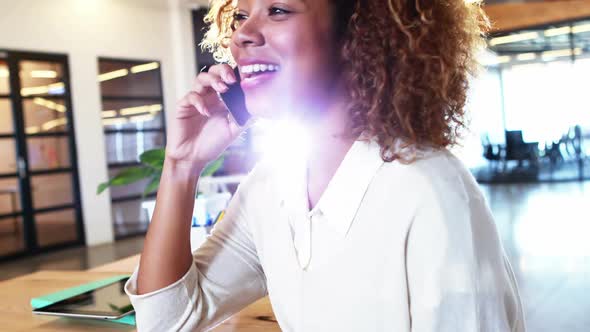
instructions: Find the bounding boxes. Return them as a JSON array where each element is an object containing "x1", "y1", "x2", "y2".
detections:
[{"x1": 233, "y1": 17, "x2": 264, "y2": 48}]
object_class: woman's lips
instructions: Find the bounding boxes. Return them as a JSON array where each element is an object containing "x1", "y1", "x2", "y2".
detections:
[{"x1": 240, "y1": 71, "x2": 278, "y2": 90}]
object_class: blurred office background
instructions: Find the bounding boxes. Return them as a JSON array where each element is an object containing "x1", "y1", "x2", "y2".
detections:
[{"x1": 0, "y1": 0, "x2": 588, "y2": 331}]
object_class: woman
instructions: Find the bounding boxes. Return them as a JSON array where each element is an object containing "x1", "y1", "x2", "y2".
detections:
[{"x1": 125, "y1": 0, "x2": 525, "y2": 331}]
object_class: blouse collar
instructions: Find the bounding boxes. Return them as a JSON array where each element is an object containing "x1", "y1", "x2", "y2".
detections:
[{"x1": 275, "y1": 138, "x2": 385, "y2": 238}]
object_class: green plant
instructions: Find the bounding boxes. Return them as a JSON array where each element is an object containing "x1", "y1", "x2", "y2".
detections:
[{"x1": 96, "y1": 148, "x2": 224, "y2": 197}]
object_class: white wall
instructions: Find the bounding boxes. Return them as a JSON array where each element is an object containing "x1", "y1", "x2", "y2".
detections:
[{"x1": 0, "y1": 0, "x2": 208, "y2": 245}]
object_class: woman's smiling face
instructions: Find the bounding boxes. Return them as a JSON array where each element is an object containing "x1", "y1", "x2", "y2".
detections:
[{"x1": 229, "y1": 0, "x2": 341, "y2": 120}]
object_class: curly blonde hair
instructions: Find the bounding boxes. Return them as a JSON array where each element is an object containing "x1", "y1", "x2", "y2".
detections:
[{"x1": 202, "y1": 0, "x2": 490, "y2": 162}]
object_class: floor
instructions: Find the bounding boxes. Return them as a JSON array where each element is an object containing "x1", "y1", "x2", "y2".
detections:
[
  {"x1": 0, "y1": 181, "x2": 588, "y2": 331},
  {"x1": 480, "y1": 181, "x2": 590, "y2": 332},
  {"x1": 0, "y1": 236, "x2": 143, "y2": 281},
  {"x1": 0, "y1": 220, "x2": 79, "y2": 256}
]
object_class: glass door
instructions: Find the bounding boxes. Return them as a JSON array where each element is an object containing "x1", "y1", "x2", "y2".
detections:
[
  {"x1": 0, "y1": 50, "x2": 84, "y2": 260},
  {"x1": 0, "y1": 53, "x2": 25, "y2": 257}
]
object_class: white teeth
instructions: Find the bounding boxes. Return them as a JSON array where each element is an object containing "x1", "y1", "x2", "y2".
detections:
[{"x1": 240, "y1": 64, "x2": 279, "y2": 75}]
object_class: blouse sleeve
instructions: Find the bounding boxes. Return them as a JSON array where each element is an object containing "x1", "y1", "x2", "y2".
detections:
[
  {"x1": 405, "y1": 179, "x2": 524, "y2": 332},
  {"x1": 124, "y1": 185, "x2": 268, "y2": 332}
]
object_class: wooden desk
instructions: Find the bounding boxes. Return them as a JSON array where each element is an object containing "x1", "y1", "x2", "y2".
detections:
[{"x1": 0, "y1": 255, "x2": 279, "y2": 331}]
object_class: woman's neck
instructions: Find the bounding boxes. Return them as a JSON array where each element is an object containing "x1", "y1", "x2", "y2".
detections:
[{"x1": 301, "y1": 91, "x2": 358, "y2": 210}]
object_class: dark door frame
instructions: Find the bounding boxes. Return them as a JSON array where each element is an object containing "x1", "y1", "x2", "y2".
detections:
[
  {"x1": 0, "y1": 49, "x2": 85, "y2": 262},
  {"x1": 97, "y1": 56, "x2": 167, "y2": 240}
]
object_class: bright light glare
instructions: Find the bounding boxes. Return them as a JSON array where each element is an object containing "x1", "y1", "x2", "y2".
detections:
[
  {"x1": 252, "y1": 118, "x2": 310, "y2": 163},
  {"x1": 515, "y1": 193, "x2": 590, "y2": 258}
]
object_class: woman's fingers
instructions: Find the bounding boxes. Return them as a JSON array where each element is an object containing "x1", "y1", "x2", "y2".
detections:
[
  {"x1": 180, "y1": 64, "x2": 239, "y2": 120},
  {"x1": 193, "y1": 72, "x2": 228, "y2": 94},
  {"x1": 207, "y1": 64, "x2": 236, "y2": 84},
  {"x1": 177, "y1": 92, "x2": 209, "y2": 118},
  {"x1": 187, "y1": 92, "x2": 210, "y2": 116}
]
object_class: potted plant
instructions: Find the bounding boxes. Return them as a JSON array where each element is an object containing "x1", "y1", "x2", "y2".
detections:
[
  {"x1": 96, "y1": 148, "x2": 224, "y2": 197},
  {"x1": 97, "y1": 148, "x2": 227, "y2": 250},
  {"x1": 97, "y1": 149, "x2": 231, "y2": 251}
]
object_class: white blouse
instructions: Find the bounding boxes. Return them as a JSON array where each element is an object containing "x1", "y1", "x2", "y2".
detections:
[{"x1": 125, "y1": 139, "x2": 526, "y2": 332}]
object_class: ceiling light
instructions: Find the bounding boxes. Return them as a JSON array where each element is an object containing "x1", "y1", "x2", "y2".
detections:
[
  {"x1": 480, "y1": 55, "x2": 512, "y2": 66},
  {"x1": 102, "y1": 110, "x2": 118, "y2": 118},
  {"x1": 41, "y1": 118, "x2": 68, "y2": 131},
  {"x1": 30, "y1": 70, "x2": 57, "y2": 78},
  {"x1": 21, "y1": 86, "x2": 49, "y2": 96},
  {"x1": 98, "y1": 69, "x2": 129, "y2": 82},
  {"x1": 544, "y1": 26, "x2": 572, "y2": 37},
  {"x1": 543, "y1": 24, "x2": 590, "y2": 37},
  {"x1": 34, "y1": 97, "x2": 66, "y2": 113},
  {"x1": 25, "y1": 126, "x2": 40, "y2": 134},
  {"x1": 130, "y1": 62, "x2": 159, "y2": 74},
  {"x1": 120, "y1": 105, "x2": 151, "y2": 116},
  {"x1": 129, "y1": 114, "x2": 155, "y2": 123},
  {"x1": 489, "y1": 32, "x2": 539, "y2": 46},
  {"x1": 542, "y1": 48, "x2": 583, "y2": 61},
  {"x1": 516, "y1": 53, "x2": 537, "y2": 61},
  {"x1": 102, "y1": 118, "x2": 128, "y2": 126},
  {"x1": 573, "y1": 24, "x2": 590, "y2": 34},
  {"x1": 48, "y1": 82, "x2": 66, "y2": 95},
  {"x1": 120, "y1": 104, "x2": 162, "y2": 116}
]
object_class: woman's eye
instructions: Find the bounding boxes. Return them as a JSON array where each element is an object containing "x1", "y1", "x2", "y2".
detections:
[
  {"x1": 233, "y1": 12, "x2": 247, "y2": 21},
  {"x1": 231, "y1": 12, "x2": 247, "y2": 30},
  {"x1": 269, "y1": 7, "x2": 291, "y2": 16}
]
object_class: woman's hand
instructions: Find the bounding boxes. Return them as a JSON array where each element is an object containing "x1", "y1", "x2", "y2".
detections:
[{"x1": 165, "y1": 64, "x2": 242, "y2": 172}]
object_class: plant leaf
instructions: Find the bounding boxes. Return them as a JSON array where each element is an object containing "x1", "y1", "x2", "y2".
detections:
[
  {"x1": 110, "y1": 166, "x2": 154, "y2": 186},
  {"x1": 97, "y1": 182, "x2": 110, "y2": 195},
  {"x1": 140, "y1": 148, "x2": 166, "y2": 170},
  {"x1": 201, "y1": 155, "x2": 225, "y2": 177},
  {"x1": 143, "y1": 174, "x2": 161, "y2": 197},
  {"x1": 95, "y1": 166, "x2": 155, "y2": 196}
]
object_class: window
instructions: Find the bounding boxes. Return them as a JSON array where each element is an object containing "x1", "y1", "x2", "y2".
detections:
[
  {"x1": 97, "y1": 58, "x2": 166, "y2": 238},
  {"x1": 486, "y1": 19, "x2": 590, "y2": 145},
  {"x1": 469, "y1": 18, "x2": 590, "y2": 181}
]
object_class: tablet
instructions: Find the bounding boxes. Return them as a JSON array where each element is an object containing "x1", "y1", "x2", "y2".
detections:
[{"x1": 33, "y1": 277, "x2": 134, "y2": 320}]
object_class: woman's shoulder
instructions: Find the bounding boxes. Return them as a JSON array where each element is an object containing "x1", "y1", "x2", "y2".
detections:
[
  {"x1": 378, "y1": 148, "x2": 484, "y2": 207},
  {"x1": 235, "y1": 158, "x2": 275, "y2": 195}
]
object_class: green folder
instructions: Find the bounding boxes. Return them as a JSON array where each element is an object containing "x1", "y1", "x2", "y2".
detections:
[{"x1": 30, "y1": 275, "x2": 136, "y2": 326}]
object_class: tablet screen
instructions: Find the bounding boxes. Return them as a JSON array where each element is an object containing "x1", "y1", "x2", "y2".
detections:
[{"x1": 34, "y1": 277, "x2": 133, "y2": 318}]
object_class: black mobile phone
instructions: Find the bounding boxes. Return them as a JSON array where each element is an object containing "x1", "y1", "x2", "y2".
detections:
[{"x1": 220, "y1": 67, "x2": 251, "y2": 127}]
